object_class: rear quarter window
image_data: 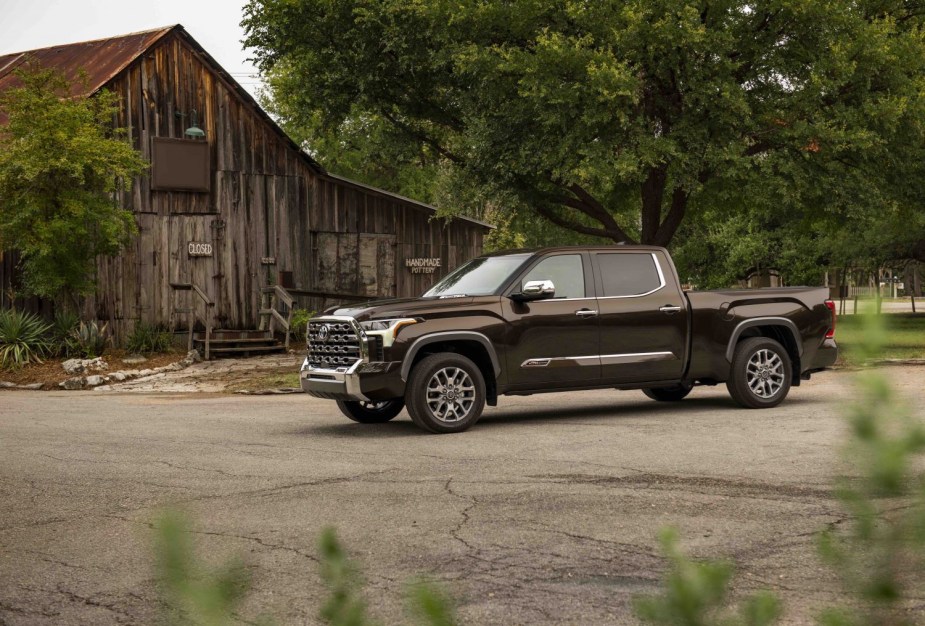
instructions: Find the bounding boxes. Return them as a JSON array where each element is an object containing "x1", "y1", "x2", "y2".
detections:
[{"x1": 597, "y1": 253, "x2": 663, "y2": 297}]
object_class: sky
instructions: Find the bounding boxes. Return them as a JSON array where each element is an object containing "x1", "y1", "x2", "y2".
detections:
[{"x1": 0, "y1": 0, "x2": 264, "y2": 97}]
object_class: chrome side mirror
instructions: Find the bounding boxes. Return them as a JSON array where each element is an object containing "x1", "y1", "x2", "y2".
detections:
[{"x1": 514, "y1": 279, "x2": 556, "y2": 301}]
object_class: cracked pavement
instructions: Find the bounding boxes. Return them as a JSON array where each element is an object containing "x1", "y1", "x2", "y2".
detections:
[{"x1": 1, "y1": 367, "x2": 923, "y2": 624}]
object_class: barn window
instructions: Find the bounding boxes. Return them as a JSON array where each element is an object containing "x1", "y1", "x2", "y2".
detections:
[{"x1": 151, "y1": 138, "x2": 211, "y2": 192}]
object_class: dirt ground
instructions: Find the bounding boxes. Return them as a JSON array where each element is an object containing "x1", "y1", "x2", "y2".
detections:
[
  {"x1": 0, "y1": 351, "x2": 188, "y2": 389},
  {"x1": 1, "y1": 366, "x2": 923, "y2": 625}
]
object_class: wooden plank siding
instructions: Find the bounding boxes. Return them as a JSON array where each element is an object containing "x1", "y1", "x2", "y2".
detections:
[{"x1": 1, "y1": 28, "x2": 487, "y2": 341}]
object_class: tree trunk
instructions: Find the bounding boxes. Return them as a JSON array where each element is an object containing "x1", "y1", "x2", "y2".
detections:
[{"x1": 639, "y1": 169, "x2": 689, "y2": 247}]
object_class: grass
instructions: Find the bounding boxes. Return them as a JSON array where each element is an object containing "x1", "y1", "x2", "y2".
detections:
[
  {"x1": 836, "y1": 314, "x2": 925, "y2": 366},
  {"x1": 226, "y1": 370, "x2": 301, "y2": 393}
]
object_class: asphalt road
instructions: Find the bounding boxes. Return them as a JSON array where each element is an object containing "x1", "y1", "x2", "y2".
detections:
[{"x1": 2, "y1": 368, "x2": 923, "y2": 625}]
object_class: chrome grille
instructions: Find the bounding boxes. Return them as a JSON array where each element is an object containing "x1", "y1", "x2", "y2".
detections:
[{"x1": 307, "y1": 318, "x2": 365, "y2": 370}]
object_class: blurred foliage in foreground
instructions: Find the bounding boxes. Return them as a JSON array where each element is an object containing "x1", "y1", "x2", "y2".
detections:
[{"x1": 153, "y1": 313, "x2": 924, "y2": 625}]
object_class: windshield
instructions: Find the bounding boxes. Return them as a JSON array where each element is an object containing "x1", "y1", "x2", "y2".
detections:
[{"x1": 423, "y1": 255, "x2": 530, "y2": 298}]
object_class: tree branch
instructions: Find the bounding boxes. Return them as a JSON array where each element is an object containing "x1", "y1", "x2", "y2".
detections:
[
  {"x1": 379, "y1": 109, "x2": 465, "y2": 165},
  {"x1": 533, "y1": 203, "x2": 636, "y2": 243}
]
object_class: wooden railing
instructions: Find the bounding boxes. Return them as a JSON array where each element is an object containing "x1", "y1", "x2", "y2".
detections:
[
  {"x1": 170, "y1": 282, "x2": 214, "y2": 360},
  {"x1": 259, "y1": 284, "x2": 294, "y2": 350}
]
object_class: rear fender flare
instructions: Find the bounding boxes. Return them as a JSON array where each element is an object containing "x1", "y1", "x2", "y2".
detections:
[
  {"x1": 400, "y1": 332, "x2": 501, "y2": 381},
  {"x1": 725, "y1": 317, "x2": 803, "y2": 363}
]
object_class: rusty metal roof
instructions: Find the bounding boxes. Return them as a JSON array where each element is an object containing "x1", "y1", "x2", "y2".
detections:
[
  {"x1": 0, "y1": 25, "x2": 492, "y2": 230},
  {"x1": 0, "y1": 26, "x2": 175, "y2": 101}
]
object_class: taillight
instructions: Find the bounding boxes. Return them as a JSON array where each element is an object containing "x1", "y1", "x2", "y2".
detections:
[{"x1": 824, "y1": 300, "x2": 836, "y2": 339}]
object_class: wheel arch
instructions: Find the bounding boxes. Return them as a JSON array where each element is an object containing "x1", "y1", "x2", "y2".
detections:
[
  {"x1": 725, "y1": 318, "x2": 802, "y2": 384},
  {"x1": 401, "y1": 332, "x2": 500, "y2": 385}
]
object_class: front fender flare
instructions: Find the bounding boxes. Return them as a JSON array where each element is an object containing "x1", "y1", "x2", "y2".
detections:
[{"x1": 400, "y1": 331, "x2": 502, "y2": 381}]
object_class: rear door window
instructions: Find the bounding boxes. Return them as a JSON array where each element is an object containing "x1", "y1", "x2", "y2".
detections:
[{"x1": 597, "y1": 253, "x2": 663, "y2": 297}]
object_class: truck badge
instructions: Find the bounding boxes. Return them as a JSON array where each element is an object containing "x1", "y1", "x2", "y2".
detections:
[{"x1": 318, "y1": 324, "x2": 330, "y2": 342}]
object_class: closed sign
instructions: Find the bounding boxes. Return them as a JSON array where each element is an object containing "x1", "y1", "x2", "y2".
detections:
[{"x1": 188, "y1": 242, "x2": 213, "y2": 257}]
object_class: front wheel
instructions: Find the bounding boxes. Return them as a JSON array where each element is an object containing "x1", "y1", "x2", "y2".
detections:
[
  {"x1": 726, "y1": 337, "x2": 792, "y2": 409},
  {"x1": 405, "y1": 353, "x2": 486, "y2": 434},
  {"x1": 642, "y1": 383, "x2": 693, "y2": 402},
  {"x1": 336, "y1": 399, "x2": 405, "y2": 423}
]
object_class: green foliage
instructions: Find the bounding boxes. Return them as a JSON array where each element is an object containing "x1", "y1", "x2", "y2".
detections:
[
  {"x1": 48, "y1": 309, "x2": 79, "y2": 357},
  {"x1": 290, "y1": 308, "x2": 314, "y2": 343},
  {"x1": 817, "y1": 312, "x2": 925, "y2": 626},
  {"x1": 125, "y1": 322, "x2": 173, "y2": 354},
  {"x1": 68, "y1": 320, "x2": 109, "y2": 358},
  {"x1": 0, "y1": 309, "x2": 52, "y2": 369},
  {"x1": 0, "y1": 66, "x2": 147, "y2": 303},
  {"x1": 245, "y1": 0, "x2": 925, "y2": 247},
  {"x1": 318, "y1": 527, "x2": 457, "y2": 626},
  {"x1": 634, "y1": 527, "x2": 781, "y2": 626},
  {"x1": 318, "y1": 527, "x2": 376, "y2": 626},
  {"x1": 153, "y1": 510, "x2": 258, "y2": 626}
]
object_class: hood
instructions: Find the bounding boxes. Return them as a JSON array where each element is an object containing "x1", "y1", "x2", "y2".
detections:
[{"x1": 324, "y1": 296, "x2": 488, "y2": 322}]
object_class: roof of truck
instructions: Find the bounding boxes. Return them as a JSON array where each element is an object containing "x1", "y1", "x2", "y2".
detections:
[{"x1": 482, "y1": 245, "x2": 668, "y2": 257}]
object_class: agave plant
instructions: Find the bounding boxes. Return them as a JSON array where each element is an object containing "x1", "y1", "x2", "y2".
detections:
[
  {"x1": 49, "y1": 310, "x2": 79, "y2": 357},
  {"x1": 69, "y1": 320, "x2": 110, "y2": 358},
  {"x1": 0, "y1": 309, "x2": 53, "y2": 370}
]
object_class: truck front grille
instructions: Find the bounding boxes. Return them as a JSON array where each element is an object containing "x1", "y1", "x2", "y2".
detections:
[{"x1": 307, "y1": 319, "x2": 365, "y2": 370}]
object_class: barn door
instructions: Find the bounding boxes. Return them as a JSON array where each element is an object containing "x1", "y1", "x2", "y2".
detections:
[
  {"x1": 168, "y1": 215, "x2": 223, "y2": 329},
  {"x1": 312, "y1": 232, "x2": 396, "y2": 299}
]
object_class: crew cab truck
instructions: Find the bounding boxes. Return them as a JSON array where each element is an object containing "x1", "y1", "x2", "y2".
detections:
[{"x1": 301, "y1": 246, "x2": 838, "y2": 434}]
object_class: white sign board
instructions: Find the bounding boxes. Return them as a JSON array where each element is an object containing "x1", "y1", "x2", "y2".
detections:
[
  {"x1": 405, "y1": 257, "x2": 441, "y2": 274},
  {"x1": 188, "y1": 242, "x2": 213, "y2": 257}
]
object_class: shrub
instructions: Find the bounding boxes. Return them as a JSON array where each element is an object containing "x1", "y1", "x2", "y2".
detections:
[
  {"x1": 634, "y1": 528, "x2": 780, "y2": 626},
  {"x1": 69, "y1": 320, "x2": 109, "y2": 358},
  {"x1": 290, "y1": 308, "x2": 314, "y2": 343},
  {"x1": 0, "y1": 309, "x2": 52, "y2": 369},
  {"x1": 49, "y1": 310, "x2": 79, "y2": 357},
  {"x1": 125, "y1": 322, "x2": 173, "y2": 354}
]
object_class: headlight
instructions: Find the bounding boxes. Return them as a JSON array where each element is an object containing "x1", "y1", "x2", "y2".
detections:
[{"x1": 359, "y1": 318, "x2": 419, "y2": 347}]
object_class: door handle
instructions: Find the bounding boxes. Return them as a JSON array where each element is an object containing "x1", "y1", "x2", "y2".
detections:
[
  {"x1": 576, "y1": 309, "x2": 598, "y2": 318},
  {"x1": 659, "y1": 305, "x2": 682, "y2": 314}
]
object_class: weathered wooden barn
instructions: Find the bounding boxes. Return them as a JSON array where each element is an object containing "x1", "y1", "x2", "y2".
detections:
[{"x1": 0, "y1": 25, "x2": 489, "y2": 353}]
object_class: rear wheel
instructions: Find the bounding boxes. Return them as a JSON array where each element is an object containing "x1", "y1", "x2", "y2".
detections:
[
  {"x1": 336, "y1": 399, "x2": 405, "y2": 423},
  {"x1": 726, "y1": 337, "x2": 792, "y2": 409},
  {"x1": 642, "y1": 383, "x2": 693, "y2": 402},
  {"x1": 405, "y1": 353, "x2": 486, "y2": 434}
]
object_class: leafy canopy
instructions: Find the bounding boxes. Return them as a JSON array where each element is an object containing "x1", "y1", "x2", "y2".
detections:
[
  {"x1": 244, "y1": 0, "x2": 925, "y2": 247},
  {"x1": 0, "y1": 66, "x2": 147, "y2": 302}
]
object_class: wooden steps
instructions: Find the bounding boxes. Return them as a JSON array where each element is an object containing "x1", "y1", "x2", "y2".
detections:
[{"x1": 192, "y1": 329, "x2": 286, "y2": 359}]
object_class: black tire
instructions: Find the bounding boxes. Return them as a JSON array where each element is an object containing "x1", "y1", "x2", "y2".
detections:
[
  {"x1": 726, "y1": 337, "x2": 792, "y2": 409},
  {"x1": 336, "y1": 399, "x2": 405, "y2": 423},
  {"x1": 642, "y1": 383, "x2": 693, "y2": 402},
  {"x1": 405, "y1": 353, "x2": 486, "y2": 434}
]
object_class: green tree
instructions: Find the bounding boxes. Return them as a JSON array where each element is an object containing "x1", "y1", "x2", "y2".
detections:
[
  {"x1": 244, "y1": 0, "x2": 925, "y2": 247},
  {"x1": 0, "y1": 66, "x2": 147, "y2": 306}
]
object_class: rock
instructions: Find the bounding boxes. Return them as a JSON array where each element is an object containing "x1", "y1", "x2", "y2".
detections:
[
  {"x1": 137, "y1": 369, "x2": 155, "y2": 378},
  {"x1": 85, "y1": 375, "x2": 105, "y2": 387},
  {"x1": 111, "y1": 372, "x2": 127, "y2": 382},
  {"x1": 18, "y1": 383, "x2": 43, "y2": 390},
  {"x1": 179, "y1": 350, "x2": 202, "y2": 366},
  {"x1": 122, "y1": 354, "x2": 148, "y2": 364},
  {"x1": 62, "y1": 357, "x2": 108, "y2": 375},
  {"x1": 60, "y1": 377, "x2": 86, "y2": 390},
  {"x1": 0, "y1": 381, "x2": 15, "y2": 388}
]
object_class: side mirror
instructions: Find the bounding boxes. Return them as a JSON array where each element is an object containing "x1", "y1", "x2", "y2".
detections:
[{"x1": 512, "y1": 279, "x2": 556, "y2": 302}]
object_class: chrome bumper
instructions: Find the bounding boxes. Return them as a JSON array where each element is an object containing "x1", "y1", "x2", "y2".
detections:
[{"x1": 300, "y1": 358, "x2": 369, "y2": 401}]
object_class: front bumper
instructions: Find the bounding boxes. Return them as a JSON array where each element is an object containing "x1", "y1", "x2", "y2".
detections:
[{"x1": 300, "y1": 358, "x2": 405, "y2": 401}]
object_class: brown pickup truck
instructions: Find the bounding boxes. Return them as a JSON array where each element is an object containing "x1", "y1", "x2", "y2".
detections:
[{"x1": 301, "y1": 246, "x2": 837, "y2": 433}]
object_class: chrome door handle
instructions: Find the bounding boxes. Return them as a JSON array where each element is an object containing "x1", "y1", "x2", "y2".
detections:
[
  {"x1": 576, "y1": 309, "x2": 598, "y2": 317},
  {"x1": 659, "y1": 305, "x2": 682, "y2": 314}
]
